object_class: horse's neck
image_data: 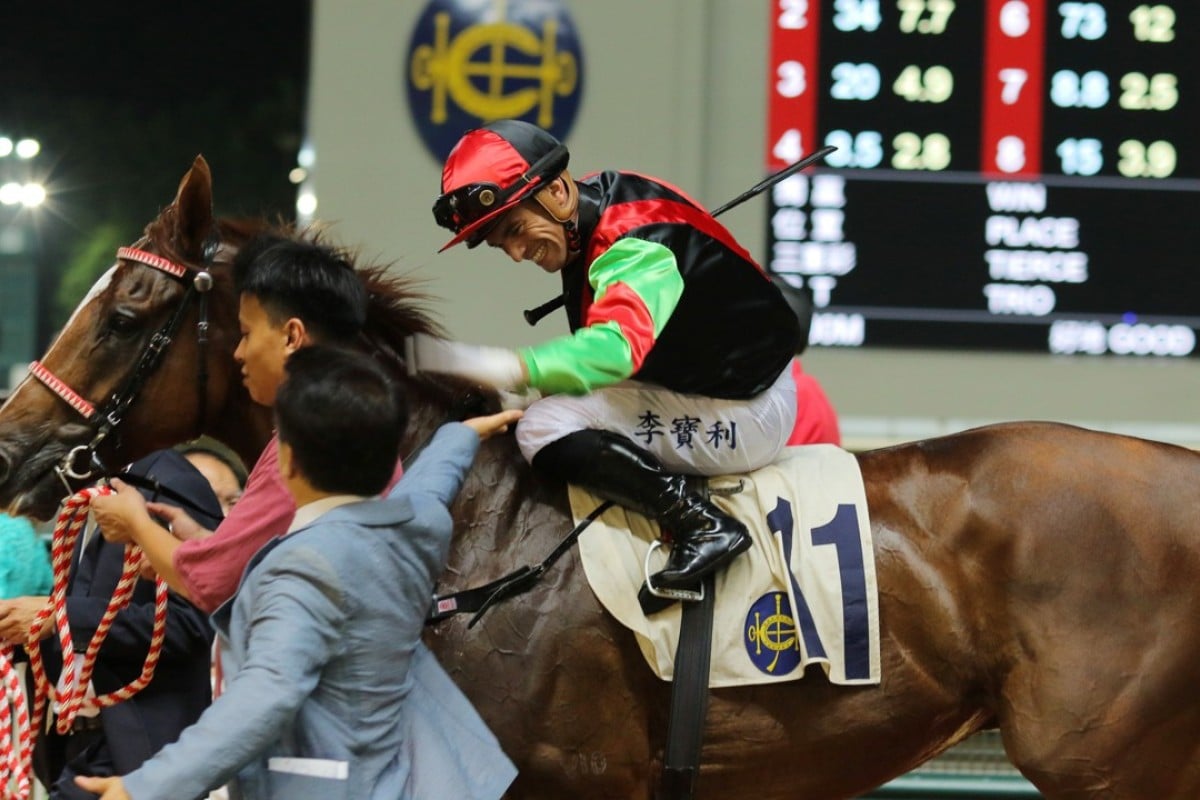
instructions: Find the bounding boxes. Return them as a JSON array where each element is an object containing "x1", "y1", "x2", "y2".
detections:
[{"x1": 400, "y1": 397, "x2": 460, "y2": 462}]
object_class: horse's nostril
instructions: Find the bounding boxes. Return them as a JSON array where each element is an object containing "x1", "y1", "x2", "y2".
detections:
[{"x1": 0, "y1": 449, "x2": 10, "y2": 486}]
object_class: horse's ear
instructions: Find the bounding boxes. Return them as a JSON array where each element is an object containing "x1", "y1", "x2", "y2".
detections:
[{"x1": 170, "y1": 155, "x2": 216, "y2": 260}]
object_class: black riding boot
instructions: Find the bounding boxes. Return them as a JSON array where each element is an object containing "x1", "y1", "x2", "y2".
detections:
[{"x1": 532, "y1": 429, "x2": 751, "y2": 589}]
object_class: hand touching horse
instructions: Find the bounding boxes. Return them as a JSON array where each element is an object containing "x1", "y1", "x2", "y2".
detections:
[{"x1": 3, "y1": 156, "x2": 1200, "y2": 799}]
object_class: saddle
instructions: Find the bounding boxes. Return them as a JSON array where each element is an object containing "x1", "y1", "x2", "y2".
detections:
[{"x1": 573, "y1": 444, "x2": 880, "y2": 687}]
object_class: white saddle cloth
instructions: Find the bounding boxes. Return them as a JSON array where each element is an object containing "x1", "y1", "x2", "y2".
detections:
[{"x1": 572, "y1": 444, "x2": 881, "y2": 687}]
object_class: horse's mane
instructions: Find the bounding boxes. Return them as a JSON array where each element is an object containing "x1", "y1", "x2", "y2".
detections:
[
  {"x1": 141, "y1": 205, "x2": 486, "y2": 434},
  {"x1": 358, "y1": 263, "x2": 446, "y2": 371},
  {"x1": 145, "y1": 210, "x2": 446, "y2": 363}
]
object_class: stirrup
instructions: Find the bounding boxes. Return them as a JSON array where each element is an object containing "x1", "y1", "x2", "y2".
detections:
[{"x1": 643, "y1": 541, "x2": 704, "y2": 603}]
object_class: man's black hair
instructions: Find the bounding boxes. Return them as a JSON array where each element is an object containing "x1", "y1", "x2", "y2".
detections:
[
  {"x1": 274, "y1": 345, "x2": 407, "y2": 496},
  {"x1": 233, "y1": 234, "x2": 368, "y2": 345}
]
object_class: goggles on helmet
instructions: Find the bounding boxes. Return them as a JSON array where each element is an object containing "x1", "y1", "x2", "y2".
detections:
[{"x1": 433, "y1": 181, "x2": 506, "y2": 233}]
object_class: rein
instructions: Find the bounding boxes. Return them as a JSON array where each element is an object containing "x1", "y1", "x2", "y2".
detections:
[
  {"x1": 113, "y1": 470, "x2": 221, "y2": 522},
  {"x1": 427, "y1": 500, "x2": 612, "y2": 628},
  {"x1": 30, "y1": 245, "x2": 217, "y2": 489},
  {"x1": 404, "y1": 389, "x2": 616, "y2": 629}
]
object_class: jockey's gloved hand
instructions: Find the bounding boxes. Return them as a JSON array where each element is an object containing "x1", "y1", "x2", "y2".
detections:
[
  {"x1": 405, "y1": 333, "x2": 527, "y2": 391},
  {"x1": 497, "y1": 387, "x2": 542, "y2": 411}
]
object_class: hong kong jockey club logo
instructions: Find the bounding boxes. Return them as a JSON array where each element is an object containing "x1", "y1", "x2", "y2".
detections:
[
  {"x1": 406, "y1": 0, "x2": 585, "y2": 163},
  {"x1": 744, "y1": 592, "x2": 802, "y2": 677}
]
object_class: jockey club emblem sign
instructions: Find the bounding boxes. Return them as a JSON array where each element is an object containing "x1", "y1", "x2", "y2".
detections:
[
  {"x1": 405, "y1": 0, "x2": 585, "y2": 163},
  {"x1": 744, "y1": 591, "x2": 803, "y2": 677}
]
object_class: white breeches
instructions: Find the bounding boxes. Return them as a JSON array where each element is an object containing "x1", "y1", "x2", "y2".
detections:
[{"x1": 515, "y1": 367, "x2": 797, "y2": 475}]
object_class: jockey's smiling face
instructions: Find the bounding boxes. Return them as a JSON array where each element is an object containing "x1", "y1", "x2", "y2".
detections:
[
  {"x1": 483, "y1": 182, "x2": 572, "y2": 274},
  {"x1": 233, "y1": 293, "x2": 306, "y2": 408}
]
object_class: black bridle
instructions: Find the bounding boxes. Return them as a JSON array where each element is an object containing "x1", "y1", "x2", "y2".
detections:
[{"x1": 29, "y1": 243, "x2": 219, "y2": 492}]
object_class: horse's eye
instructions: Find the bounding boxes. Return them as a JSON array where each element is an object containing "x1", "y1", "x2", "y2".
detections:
[{"x1": 107, "y1": 311, "x2": 140, "y2": 336}]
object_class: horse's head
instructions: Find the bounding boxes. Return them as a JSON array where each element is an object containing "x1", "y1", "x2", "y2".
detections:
[
  {"x1": 0, "y1": 156, "x2": 266, "y2": 519},
  {"x1": 0, "y1": 154, "x2": 515, "y2": 520}
]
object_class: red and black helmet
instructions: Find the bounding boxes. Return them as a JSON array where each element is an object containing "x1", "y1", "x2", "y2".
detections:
[{"x1": 433, "y1": 119, "x2": 569, "y2": 252}]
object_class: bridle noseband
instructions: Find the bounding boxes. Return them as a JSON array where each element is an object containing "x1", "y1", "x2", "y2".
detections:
[{"x1": 30, "y1": 244, "x2": 218, "y2": 490}]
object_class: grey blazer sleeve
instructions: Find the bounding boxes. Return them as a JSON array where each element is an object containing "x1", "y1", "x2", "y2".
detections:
[
  {"x1": 121, "y1": 555, "x2": 347, "y2": 800},
  {"x1": 387, "y1": 423, "x2": 480, "y2": 507}
]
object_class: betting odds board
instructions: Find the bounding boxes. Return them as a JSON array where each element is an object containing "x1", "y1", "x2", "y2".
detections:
[{"x1": 765, "y1": 1, "x2": 1199, "y2": 357}]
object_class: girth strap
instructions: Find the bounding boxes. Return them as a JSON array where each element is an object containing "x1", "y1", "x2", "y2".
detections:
[{"x1": 656, "y1": 572, "x2": 716, "y2": 800}]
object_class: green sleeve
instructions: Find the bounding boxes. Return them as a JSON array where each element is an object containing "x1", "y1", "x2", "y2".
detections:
[{"x1": 520, "y1": 238, "x2": 683, "y2": 394}]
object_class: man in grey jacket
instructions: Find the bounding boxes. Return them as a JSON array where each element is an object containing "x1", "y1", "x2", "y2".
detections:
[{"x1": 78, "y1": 345, "x2": 520, "y2": 800}]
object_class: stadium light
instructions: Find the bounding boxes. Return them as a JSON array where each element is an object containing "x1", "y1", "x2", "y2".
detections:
[
  {"x1": 15, "y1": 138, "x2": 39, "y2": 159},
  {"x1": 20, "y1": 183, "x2": 45, "y2": 207}
]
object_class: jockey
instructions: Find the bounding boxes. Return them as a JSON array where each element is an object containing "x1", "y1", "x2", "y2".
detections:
[{"x1": 415, "y1": 119, "x2": 801, "y2": 592}]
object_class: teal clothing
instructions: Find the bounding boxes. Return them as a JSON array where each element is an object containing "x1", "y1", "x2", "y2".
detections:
[{"x1": 0, "y1": 514, "x2": 52, "y2": 599}]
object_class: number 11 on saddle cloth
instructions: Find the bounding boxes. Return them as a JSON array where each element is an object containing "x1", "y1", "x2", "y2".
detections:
[{"x1": 573, "y1": 443, "x2": 880, "y2": 688}]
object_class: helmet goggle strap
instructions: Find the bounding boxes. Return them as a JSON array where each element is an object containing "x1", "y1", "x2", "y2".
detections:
[{"x1": 434, "y1": 144, "x2": 569, "y2": 235}]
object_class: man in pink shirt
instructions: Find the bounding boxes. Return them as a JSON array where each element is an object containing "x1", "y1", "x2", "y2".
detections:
[
  {"x1": 93, "y1": 234, "x2": 522, "y2": 799},
  {"x1": 92, "y1": 233, "x2": 396, "y2": 613}
]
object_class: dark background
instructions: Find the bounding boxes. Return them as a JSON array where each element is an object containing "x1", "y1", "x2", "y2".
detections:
[{"x1": 0, "y1": 0, "x2": 312, "y2": 339}]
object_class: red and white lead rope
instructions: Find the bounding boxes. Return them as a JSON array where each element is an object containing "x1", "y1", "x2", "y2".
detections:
[
  {"x1": 27, "y1": 487, "x2": 170, "y2": 733},
  {"x1": 27, "y1": 487, "x2": 104, "y2": 736},
  {"x1": 23, "y1": 487, "x2": 169, "y2": 739},
  {"x1": 0, "y1": 648, "x2": 32, "y2": 800}
]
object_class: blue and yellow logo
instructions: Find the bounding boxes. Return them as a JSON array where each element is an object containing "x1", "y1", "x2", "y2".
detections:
[
  {"x1": 406, "y1": 0, "x2": 585, "y2": 162},
  {"x1": 744, "y1": 592, "x2": 803, "y2": 676}
]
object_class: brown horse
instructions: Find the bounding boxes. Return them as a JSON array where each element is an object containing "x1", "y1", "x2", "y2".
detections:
[{"x1": 3, "y1": 157, "x2": 1200, "y2": 799}]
